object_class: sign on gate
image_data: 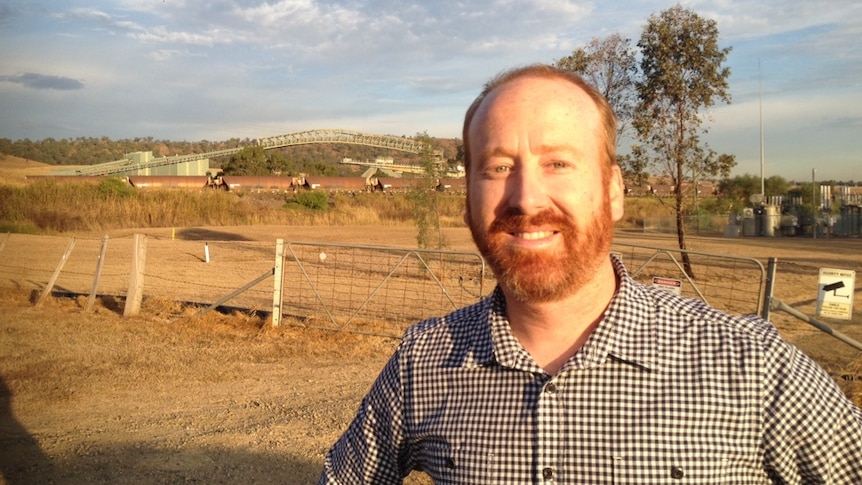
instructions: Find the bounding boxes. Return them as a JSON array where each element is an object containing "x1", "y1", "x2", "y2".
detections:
[
  {"x1": 816, "y1": 268, "x2": 856, "y2": 320},
  {"x1": 652, "y1": 277, "x2": 682, "y2": 296}
]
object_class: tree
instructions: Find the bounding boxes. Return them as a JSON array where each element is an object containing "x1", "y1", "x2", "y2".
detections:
[
  {"x1": 719, "y1": 174, "x2": 789, "y2": 209},
  {"x1": 221, "y1": 146, "x2": 269, "y2": 175},
  {"x1": 555, "y1": 34, "x2": 638, "y2": 142},
  {"x1": 633, "y1": 5, "x2": 733, "y2": 277},
  {"x1": 409, "y1": 132, "x2": 448, "y2": 249},
  {"x1": 222, "y1": 146, "x2": 306, "y2": 176}
]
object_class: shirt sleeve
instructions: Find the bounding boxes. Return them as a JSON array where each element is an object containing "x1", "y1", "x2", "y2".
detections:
[
  {"x1": 761, "y1": 340, "x2": 862, "y2": 483},
  {"x1": 318, "y1": 351, "x2": 408, "y2": 484}
]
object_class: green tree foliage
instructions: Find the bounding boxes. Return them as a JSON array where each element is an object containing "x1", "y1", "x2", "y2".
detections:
[
  {"x1": 718, "y1": 174, "x2": 789, "y2": 209},
  {"x1": 222, "y1": 146, "x2": 271, "y2": 175},
  {"x1": 409, "y1": 132, "x2": 448, "y2": 249},
  {"x1": 555, "y1": 34, "x2": 638, "y2": 142},
  {"x1": 220, "y1": 147, "x2": 345, "y2": 177},
  {"x1": 633, "y1": 5, "x2": 734, "y2": 276}
]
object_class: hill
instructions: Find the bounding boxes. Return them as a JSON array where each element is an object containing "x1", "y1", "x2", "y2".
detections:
[{"x1": 0, "y1": 136, "x2": 463, "y2": 169}]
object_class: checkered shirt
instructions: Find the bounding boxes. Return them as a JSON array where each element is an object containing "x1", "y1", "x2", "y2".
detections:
[{"x1": 320, "y1": 256, "x2": 862, "y2": 484}]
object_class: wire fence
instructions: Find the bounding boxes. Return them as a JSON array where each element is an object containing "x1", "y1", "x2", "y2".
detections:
[
  {"x1": 1, "y1": 231, "x2": 854, "y2": 345},
  {"x1": 0, "y1": 232, "x2": 275, "y2": 312},
  {"x1": 643, "y1": 215, "x2": 730, "y2": 236},
  {"x1": 0, "y1": 233, "x2": 491, "y2": 338}
]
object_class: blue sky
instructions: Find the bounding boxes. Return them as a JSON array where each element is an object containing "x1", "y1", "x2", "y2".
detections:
[{"x1": 0, "y1": 0, "x2": 860, "y2": 182}]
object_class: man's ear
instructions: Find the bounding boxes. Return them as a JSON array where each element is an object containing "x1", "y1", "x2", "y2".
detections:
[{"x1": 608, "y1": 164, "x2": 625, "y2": 222}]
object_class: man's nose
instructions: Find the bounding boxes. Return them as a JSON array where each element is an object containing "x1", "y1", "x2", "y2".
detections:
[{"x1": 505, "y1": 165, "x2": 548, "y2": 215}]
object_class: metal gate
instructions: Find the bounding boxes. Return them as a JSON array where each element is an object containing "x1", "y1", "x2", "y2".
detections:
[
  {"x1": 611, "y1": 242, "x2": 771, "y2": 319},
  {"x1": 275, "y1": 241, "x2": 771, "y2": 337},
  {"x1": 278, "y1": 242, "x2": 488, "y2": 337}
]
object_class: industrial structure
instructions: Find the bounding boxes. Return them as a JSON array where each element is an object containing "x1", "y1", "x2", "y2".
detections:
[
  {"x1": 726, "y1": 187, "x2": 862, "y2": 238},
  {"x1": 48, "y1": 129, "x2": 443, "y2": 178}
]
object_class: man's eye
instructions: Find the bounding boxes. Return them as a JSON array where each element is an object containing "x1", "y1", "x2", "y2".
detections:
[{"x1": 494, "y1": 165, "x2": 511, "y2": 173}]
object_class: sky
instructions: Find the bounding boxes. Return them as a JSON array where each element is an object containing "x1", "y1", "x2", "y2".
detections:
[{"x1": 1, "y1": 0, "x2": 860, "y2": 182}]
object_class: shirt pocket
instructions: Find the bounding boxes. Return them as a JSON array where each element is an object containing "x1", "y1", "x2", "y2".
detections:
[
  {"x1": 612, "y1": 454, "x2": 735, "y2": 484},
  {"x1": 419, "y1": 441, "x2": 498, "y2": 484}
]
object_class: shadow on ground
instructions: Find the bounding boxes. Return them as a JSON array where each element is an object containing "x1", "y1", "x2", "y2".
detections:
[
  {"x1": 176, "y1": 228, "x2": 253, "y2": 242},
  {"x1": 0, "y1": 377, "x2": 56, "y2": 484},
  {"x1": 3, "y1": 440, "x2": 322, "y2": 484}
]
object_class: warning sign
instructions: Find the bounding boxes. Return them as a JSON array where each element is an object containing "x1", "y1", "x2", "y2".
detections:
[
  {"x1": 652, "y1": 277, "x2": 682, "y2": 296},
  {"x1": 816, "y1": 268, "x2": 855, "y2": 320}
]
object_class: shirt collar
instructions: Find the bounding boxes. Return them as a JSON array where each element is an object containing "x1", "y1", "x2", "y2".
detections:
[
  {"x1": 477, "y1": 255, "x2": 659, "y2": 373},
  {"x1": 589, "y1": 255, "x2": 659, "y2": 371}
]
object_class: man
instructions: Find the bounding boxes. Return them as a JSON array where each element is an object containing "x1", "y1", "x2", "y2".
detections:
[{"x1": 319, "y1": 65, "x2": 862, "y2": 484}]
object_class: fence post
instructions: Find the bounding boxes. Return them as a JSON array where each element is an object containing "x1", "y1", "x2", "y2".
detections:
[
  {"x1": 35, "y1": 238, "x2": 76, "y2": 307},
  {"x1": 272, "y1": 239, "x2": 285, "y2": 327},
  {"x1": 0, "y1": 232, "x2": 10, "y2": 254},
  {"x1": 124, "y1": 234, "x2": 147, "y2": 317},
  {"x1": 86, "y1": 235, "x2": 109, "y2": 312},
  {"x1": 761, "y1": 257, "x2": 778, "y2": 321}
]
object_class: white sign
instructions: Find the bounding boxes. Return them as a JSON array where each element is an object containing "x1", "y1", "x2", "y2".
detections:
[
  {"x1": 816, "y1": 268, "x2": 855, "y2": 320},
  {"x1": 652, "y1": 277, "x2": 682, "y2": 296}
]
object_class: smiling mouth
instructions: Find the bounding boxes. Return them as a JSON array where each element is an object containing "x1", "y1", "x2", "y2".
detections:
[{"x1": 513, "y1": 231, "x2": 556, "y2": 240}]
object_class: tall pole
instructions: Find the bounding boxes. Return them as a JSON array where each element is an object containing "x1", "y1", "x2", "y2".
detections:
[
  {"x1": 759, "y1": 59, "x2": 765, "y2": 197},
  {"x1": 812, "y1": 168, "x2": 817, "y2": 239}
]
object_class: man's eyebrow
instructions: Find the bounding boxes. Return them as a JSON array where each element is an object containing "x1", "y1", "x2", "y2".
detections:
[
  {"x1": 477, "y1": 144, "x2": 583, "y2": 161},
  {"x1": 477, "y1": 146, "x2": 516, "y2": 161},
  {"x1": 535, "y1": 143, "x2": 583, "y2": 156}
]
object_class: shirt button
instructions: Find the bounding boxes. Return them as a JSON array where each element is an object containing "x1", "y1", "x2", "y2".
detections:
[
  {"x1": 670, "y1": 466, "x2": 685, "y2": 479},
  {"x1": 542, "y1": 467, "x2": 555, "y2": 480},
  {"x1": 545, "y1": 382, "x2": 557, "y2": 394}
]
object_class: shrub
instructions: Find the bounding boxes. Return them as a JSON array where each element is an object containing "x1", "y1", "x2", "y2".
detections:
[
  {"x1": 96, "y1": 177, "x2": 136, "y2": 199},
  {"x1": 292, "y1": 190, "x2": 329, "y2": 210}
]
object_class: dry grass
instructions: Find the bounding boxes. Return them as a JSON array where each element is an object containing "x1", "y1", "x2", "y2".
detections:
[
  {"x1": 1, "y1": 158, "x2": 859, "y2": 484},
  {"x1": 0, "y1": 155, "x2": 654, "y2": 235},
  {"x1": 0, "y1": 177, "x2": 473, "y2": 234}
]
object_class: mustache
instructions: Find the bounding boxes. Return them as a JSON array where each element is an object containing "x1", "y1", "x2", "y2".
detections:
[{"x1": 489, "y1": 209, "x2": 571, "y2": 234}]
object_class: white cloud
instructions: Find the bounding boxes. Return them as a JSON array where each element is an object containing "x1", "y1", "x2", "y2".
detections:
[{"x1": 0, "y1": 0, "x2": 858, "y2": 179}]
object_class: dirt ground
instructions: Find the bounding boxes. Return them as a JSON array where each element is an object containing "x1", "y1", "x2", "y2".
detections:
[
  {"x1": 1, "y1": 156, "x2": 861, "y2": 484},
  {"x1": 1, "y1": 225, "x2": 861, "y2": 484}
]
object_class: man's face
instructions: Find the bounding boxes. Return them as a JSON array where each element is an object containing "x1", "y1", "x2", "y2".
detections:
[{"x1": 465, "y1": 76, "x2": 624, "y2": 303}]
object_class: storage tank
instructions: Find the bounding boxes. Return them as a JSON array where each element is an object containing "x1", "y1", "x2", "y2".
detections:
[
  {"x1": 780, "y1": 214, "x2": 798, "y2": 237},
  {"x1": 220, "y1": 176, "x2": 294, "y2": 191},
  {"x1": 838, "y1": 205, "x2": 861, "y2": 236},
  {"x1": 128, "y1": 175, "x2": 209, "y2": 189},
  {"x1": 741, "y1": 208, "x2": 757, "y2": 236},
  {"x1": 761, "y1": 204, "x2": 780, "y2": 237},
  {"x1": 723, "y1": 213, "x2": 741, "y2": 237}
]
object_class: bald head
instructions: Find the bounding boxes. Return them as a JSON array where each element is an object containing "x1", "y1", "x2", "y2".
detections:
[{"x1": 462, "y1": 64, "x2": 618, "y2": 178}]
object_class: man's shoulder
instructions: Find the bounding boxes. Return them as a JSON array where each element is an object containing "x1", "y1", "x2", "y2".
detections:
[
  {"x1": 632, "y1": 278, "x2": 779, "y2": 343},
  {"x1": 402, "y1": 296, "x2": 492, "y2": 343}
]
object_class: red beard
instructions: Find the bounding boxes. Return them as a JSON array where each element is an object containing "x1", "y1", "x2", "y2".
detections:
[{"x1": 469, "y1": 203, "x2": 613, "y2": 303}]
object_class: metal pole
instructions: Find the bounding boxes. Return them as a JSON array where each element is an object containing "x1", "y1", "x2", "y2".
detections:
[
  {"x1": 770, "y1": 297, "x2": 862, "y2": 352},
  {"x1": 759, "y1": 59, "x2": 765, "y2": 197},
  {"x1": 812, "y1": 169, "x2": 817, "y2": 239},
  {"x1": 760, "y1": 257, "x2": 778, "y2": 321}
]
